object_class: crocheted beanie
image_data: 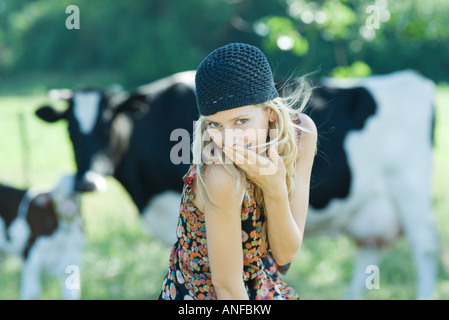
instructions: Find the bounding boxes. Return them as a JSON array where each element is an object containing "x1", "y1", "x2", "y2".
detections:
[{"x1": 195, "y1": 43, "x2": 279, "y2": 116}]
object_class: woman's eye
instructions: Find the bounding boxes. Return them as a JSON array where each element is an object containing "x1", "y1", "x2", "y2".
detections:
[
  {"x1": 207, "y1": 122, "x2": 220, "y2": 128},
  {"x1": 236, "y1": 119, "x2": 248, "y2": 125}
]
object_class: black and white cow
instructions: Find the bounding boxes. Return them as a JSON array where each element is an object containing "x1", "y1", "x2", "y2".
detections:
[
  {"x1": 303, "y1": 70, "x2": 438, "y2": 300},
  {"x1": 35, "y1": 69, "x2": 438, "y2": 300},
  {"x1": 0, "y1": 174, "x2": 84, "y2": 300},
  {"x1": 35, "y1": 71, "x2": 197, "y2": 245}
]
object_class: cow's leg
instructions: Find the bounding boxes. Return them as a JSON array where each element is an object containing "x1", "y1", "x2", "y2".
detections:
[
  {"x1": 61, "y1": 245, "x2": 84, "y2": 300},
  {"x1": 0, "y1": 220, "x2": 5, "y2": 268},
  {"x1": 141, "y1": 190, "x2": 182, "y2": 247},
  {"x1": 390, "y1": 175, "x2": 439, "y2": 300},
  {"x1": 0, "y1": 218, "x2": 6, "y2": 264},
  {"x1": 399, "y1": 207, "x2": 438, "y2": 300},
  {"x1": 342, "y1": 196, "x2": 399, "y2": 299},
  {"x1": 0, "y1": 251, "x2": 4, "y2": 273},
  {"x1": 62, "y1": 277, "x2": 81, "y2": 300},
  {"x1": 20, "y1": 254, "x2": 42, "y2": 300},
  {"x1": 344, "y1": 246, "x2": 383, "y2": 300}
]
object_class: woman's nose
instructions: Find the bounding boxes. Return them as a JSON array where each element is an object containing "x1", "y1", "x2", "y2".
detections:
[{"x1": 223, "y1": 129, "x2": 245, "y2": 148}]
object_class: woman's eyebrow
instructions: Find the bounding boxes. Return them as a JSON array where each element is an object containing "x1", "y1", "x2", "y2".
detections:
[{"x1": 205, "y1": 114, "x2": 250, "y2": 124}]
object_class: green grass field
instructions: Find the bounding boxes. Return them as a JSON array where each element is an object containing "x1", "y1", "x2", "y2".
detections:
[{"x1": 0, "y1": 84, "x2": 448, "y2": 300}]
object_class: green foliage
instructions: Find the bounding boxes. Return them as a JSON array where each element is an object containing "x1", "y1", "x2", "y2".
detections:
[
  {"x1": 330, "y1": 60, "x2": 372, "y2": 78},
  {"x1": 0, "y1": 0, "x2": 448, "y2": 87},
  {"x1": 257, "y1": 16, "x2": 309, "y2": 56},
  {"x1": 257, "y1": 0, "x2": 449, "y2": 80},
  {"x1": 1, "y1": 0, "x2": 235, "y2": 88},
  {"x1": 319, "y1": 0, "x2": 357, "y2": 40}
]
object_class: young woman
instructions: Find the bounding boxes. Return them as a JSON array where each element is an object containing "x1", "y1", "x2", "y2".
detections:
[{"x1": 158, "y1": 42, "x2": 317, "y2": 300}]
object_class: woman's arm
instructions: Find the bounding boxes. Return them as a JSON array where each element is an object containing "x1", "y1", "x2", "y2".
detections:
[
  {"x1": 264, "y1": 113, "x2": 317, "y2": 265},
  {"x1": 203, "y1": 164, "x2": 249, "y2": 300},
  {"x1": 221, "y1": 113, "x2": 317, "y2": 266},
  {"x1": 263, "y1": 186, "x2": 301, "y2": 266}
]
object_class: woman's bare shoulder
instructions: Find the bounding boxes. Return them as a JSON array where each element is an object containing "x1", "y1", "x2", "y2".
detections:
[
  {"x1": 297, "y1": 113, "x2": 318, "y2": 160},
  {"x1": 298, "y1": 113, "x2": 317, "y2": 140},
  {"x1": 197, "y1": 164, "x2": 245, "y2": 212}
]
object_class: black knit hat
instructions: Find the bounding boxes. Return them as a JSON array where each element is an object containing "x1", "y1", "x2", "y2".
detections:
[{"x1": 195, "y1": 43, "x2": 279, "y2": 116}]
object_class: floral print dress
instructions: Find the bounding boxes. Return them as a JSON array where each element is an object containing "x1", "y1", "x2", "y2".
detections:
[{"x1": 158, "y1": 114, "x2": 302, "y2": 300}]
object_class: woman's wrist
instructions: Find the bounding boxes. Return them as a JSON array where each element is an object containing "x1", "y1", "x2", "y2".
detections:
[{"x1": 263, "y1": 183, "x2": 288, "y2": 201}]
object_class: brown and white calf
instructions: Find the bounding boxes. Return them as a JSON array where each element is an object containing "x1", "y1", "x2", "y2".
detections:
[{"x1": 0, "y1": 174, "x2": 84, "y2": 300}]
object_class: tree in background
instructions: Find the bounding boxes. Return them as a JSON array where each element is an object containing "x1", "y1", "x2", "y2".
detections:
[
  {"x1": 0, "y1": 0, "x2": 447, "y2": 91},
  {"x1": 251, "y1": 0, "x2": 449, "y2": 79}
]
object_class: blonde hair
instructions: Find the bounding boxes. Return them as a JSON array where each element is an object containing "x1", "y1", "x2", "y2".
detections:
[{"x1": 191, "y1": 76, "x2": 313, "y2": 244}]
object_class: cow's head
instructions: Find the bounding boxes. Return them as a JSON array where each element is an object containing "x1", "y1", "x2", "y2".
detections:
[{"x1": 35, "y1": 87, "x2": 146, "y2": 193}]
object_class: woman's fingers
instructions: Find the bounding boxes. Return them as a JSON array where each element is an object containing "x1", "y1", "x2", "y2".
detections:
[
  {"x1": 223, "y1": 145, "x2": 277, "y2": 176},
  {"x1": 232, "y1": 145, "x2": 258, "y2": 165},
  {"x1": 268, "y1": 145, "x2": 280, "y2": 164},
  {"x1": 223, "y1": 146, "x2": 248, "y2": 165}
]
